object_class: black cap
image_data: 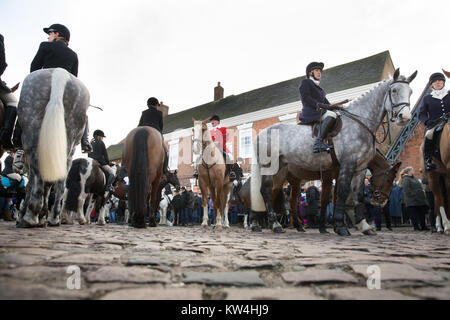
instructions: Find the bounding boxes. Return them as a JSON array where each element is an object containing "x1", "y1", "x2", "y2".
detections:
[
  {"x1": 43, "y1": 24, "x2": 70, "y2": 41},
  {"x1": 147, "y1": 97, "x2": 159, "y2": 107},
  {"x1": 429, "y1": 72, "x2": 445, "y2": 84},
  {"x1": 93, "y1": 129, "x2": 106, "y2": 138},
  {"x1": 306, "y1": 62, "x2": 324, "y2": 77},
  {"x1": 210, "y1": 115, "x2": 220, "y2": 122}
]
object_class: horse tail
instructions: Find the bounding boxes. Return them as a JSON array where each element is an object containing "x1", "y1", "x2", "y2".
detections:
[
  {"x1": 251, "y1": 135, "x2": 266, "y2": 212},
  {"x1": 128, "y1": 128, "x2": 149, "y2": 224},
  {"x1": 38, "y1": 68, "x2": 70, "y2": 182},
  {"x1": 65, "y1": 159, "x2": 83, "y2": 212}
]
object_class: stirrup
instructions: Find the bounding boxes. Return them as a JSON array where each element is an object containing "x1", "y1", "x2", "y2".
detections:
[{"x1": 81, "y1": 142, "x2": 92, "y2": 153}]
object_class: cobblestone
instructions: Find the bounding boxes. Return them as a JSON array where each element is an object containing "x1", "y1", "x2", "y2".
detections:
[{"x1": 0, "y1": 221, "x2": 449, "y2": 300}]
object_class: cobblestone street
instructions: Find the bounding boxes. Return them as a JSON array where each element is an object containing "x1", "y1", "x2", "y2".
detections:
[{"x1": 0, "y1": 221, "x2": 449, "y2": 300}]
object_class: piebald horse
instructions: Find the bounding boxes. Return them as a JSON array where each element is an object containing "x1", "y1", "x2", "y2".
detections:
[
  {"x1": 193, "y1": 118, "x2": 233, "y2": 230},
  {"x1": 251, "y1": 69, "x2": 417, "y2": 236},
  {"x1": 16, "y1": 68, "x2": 89, "y2": 228},
  {"x1": 60, "y1": 158, "x2": 117, "y2": 225},
  {"x1": 122, "y1": 126, "x2": 165, "y2": 228}
]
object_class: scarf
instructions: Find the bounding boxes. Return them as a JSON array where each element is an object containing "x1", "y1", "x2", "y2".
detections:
[
  {"x1": 309, "y1": 76, "x2": 320, "y2": 86},
  {"x1": 431, "y1": 87, "x2": 449, "y2": 100}
]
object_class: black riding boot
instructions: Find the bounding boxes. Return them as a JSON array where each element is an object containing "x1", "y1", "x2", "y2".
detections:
[
  {"x1": 0, "y1": 105, "x2": 17, "y2": 150},
  {"x1": 423, "y1": 138, "x2": 436, "y2": 171},
  {"x1": 81, "y1": 118, "x2": 92, "y2": 153},
  {"x1": 222, "y1": 151, "x2": 236, "y2": 180},
  {"x1": 313, "y1": 116, "x2": 336, "y2": 153},
  {"x1": 105, "y1": 173, "x2": 115, "y2": 193},
  {"x1": 163, "y1": 151, "x2": 169, "y2": 174},
  {"x1": 12, "y1": 121, "x2": 22, "y2": 150}
]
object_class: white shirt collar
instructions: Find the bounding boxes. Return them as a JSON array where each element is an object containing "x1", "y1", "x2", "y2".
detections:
[
  {"x1": 431, "y1": 87, "x2": 449, "y2": 99},
  {"x1": 309, "y1": 76, "x2": 320, "y2": 86}
]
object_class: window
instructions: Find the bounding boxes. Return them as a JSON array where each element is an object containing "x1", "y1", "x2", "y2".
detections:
[
  {"x1": 169, "y1": 141, "x2": 179, "y2": 170},
  {"x1": 226, "y1": 141, "x2": 234, "y2": 162},
  {"x1": 239, "y1": 128, "x2": 253, "y2": 159}
]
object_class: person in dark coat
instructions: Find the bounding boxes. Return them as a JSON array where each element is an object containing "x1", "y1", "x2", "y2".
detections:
[
  {"x1": 1, "y1": 151, "x2": 23, "y2": 188},
  {"x1": 171, "y1": 189, "x2": 183, "y2": 226},
  {"x1": 364, "y1": 178, "x2": 380, "y2": 227},
  {"x1": 0, "y1": 34, "x2": 19, "y2": 150},
  {"x1": 419, "y1": 72, "x2": 450, "y2": 170},
  {"x1": 298, "y1": 62, "x2": 343, "y2": 153},
  {"x1": 138, "y1": 97, "x2": 169, "y2": 174},
  {"x1": 184, "y1": 186, "x2": 195, "y2": 226},
  {"x1": 26, "y1": 24, "x2": 91, "y2": 153},
  {"x1": 388, "y1": 183, "x2": 403, "y2": 227},
  {"x1": 88, "y1": 130, "x2": 115, "y2": 193},
  {"x1": 399, "y1": 167, "x2": 429, "y2": 231},
  {"x1": 421, "y1": 172, "x2": 437, "y2": 233},
  {"x1": 306, "y1": 184, "x2": 320, "y2": 227},
  {"x1": 179, "y1": 186, "x2": 188, "y2": 226}
]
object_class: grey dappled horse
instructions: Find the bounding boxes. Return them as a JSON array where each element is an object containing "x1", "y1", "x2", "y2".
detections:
[
  {"x1": 251, "y1": 69, "x2": 417, "y2": 236},
  {"x1": 16, "y1": 68, "x2": 89, "y2": 228}
]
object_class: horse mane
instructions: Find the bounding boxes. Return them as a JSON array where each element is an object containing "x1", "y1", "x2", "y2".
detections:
[{"x1": 344, "y1": 79, "x2": 393, "y2": 112}]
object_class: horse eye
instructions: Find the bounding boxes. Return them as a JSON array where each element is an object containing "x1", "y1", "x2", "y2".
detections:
[{"x1": 392, "y1": 89, "x2": 397, "y2": 93}]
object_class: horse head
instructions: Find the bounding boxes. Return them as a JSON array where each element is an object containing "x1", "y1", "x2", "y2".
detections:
[
  {"x1": 167, "y1": 170, "x2": 180, "y2": 189},
  {"x1": 442, "y1": 69, "x2": 450, "y2": 79},
  {"x1": 385, "y1": 68, "x2": 417, "y2": 126},
  {"x1": 370, "y1": 161, "x2": 402, "y2": 207},
  {"x1": 192, "y1": 117, "x2": 212, "y2": 154}
]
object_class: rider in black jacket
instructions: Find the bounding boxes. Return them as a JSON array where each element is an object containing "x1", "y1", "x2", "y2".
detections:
[
  {"x1": 419, "y1": 72, "x2": 450, "y2": 170},
  {"x1": 88, "y1": 130, "x2": 115, "y2": 193},
  {"x1": 23, "y1": 24, "x2": 92, "y2": 153},
  {"x1": 0, "y1": 34, "x2": 19, "y2": 150},
  {"x1": 138, "y1": 97, "x2": 169, "y2": 173}
]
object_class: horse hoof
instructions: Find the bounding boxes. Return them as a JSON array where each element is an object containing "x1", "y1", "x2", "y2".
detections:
[
  {"x1": 335, "y1": 228, "x2": 351, "y2": 237},
  {"x1": 445, "y1": 230, "x2": 450, "y2": 236},
  {"x1": 61, "y1": 219, "x2": 74, "y2": 225},
  {"x1": 16, "y1": 220, "x2": 35, "y2": 229},
  {"x1": 297, "y1": 226, "x2": 306, "y2": 233},
  {"x1": 319, "y1": 228, "x2": 329, "y2": 234},
  {"x1": 132, "y1": 223, "x2": 147, "y2": 229},
  {"x1": 97, "y1": 221, "x2": 106, "y2": 226},
  {"x1": 273, "y1": 226, "x2": 285, "y2": 234},
  {"x1": 251, "y1": 226, "x2": 262, "y2": 233}
]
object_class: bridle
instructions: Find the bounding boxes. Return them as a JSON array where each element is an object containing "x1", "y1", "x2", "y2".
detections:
[
  {"x1": 370, "y1": 167, "x2": 392, "y2": 205},
  {"x1": 383, "y1": 80, "x2": 411, "y2": 122}
]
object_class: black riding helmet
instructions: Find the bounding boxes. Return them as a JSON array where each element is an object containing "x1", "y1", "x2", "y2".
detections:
[
  {"x1": 147, "y1": 97, "x2": 159, "y2": 107},
  {"x1": 43, "y1": 24, "x2": 71, "y2": 41},
  {"x1": 210, "y1": 115, "x2": 220, "y2": 122},
  {"x1": 429, "y1": 72, "x2": 445, "y2": 84},
  {"x1": 93, "y1": 129, "x2": 106, "y2": 138},
  {"x1": 306, "y1": 62, "x2": 324, "y2": 77}
]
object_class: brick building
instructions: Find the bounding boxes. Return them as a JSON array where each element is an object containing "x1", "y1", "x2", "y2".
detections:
[{"x1": 107, "y1": 51, "x2": 425, "y2": 187}]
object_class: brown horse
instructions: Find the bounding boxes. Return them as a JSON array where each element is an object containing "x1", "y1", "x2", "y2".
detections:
[
  {"x1": 262, "y1": 150, "x2": 402, "y2": 235},
  {"x1": 122, "y1": 126, "x2": 165, "y2": 228},
  {"x1": 193, "y1": 118, "x2": 233, "y2": 229}
]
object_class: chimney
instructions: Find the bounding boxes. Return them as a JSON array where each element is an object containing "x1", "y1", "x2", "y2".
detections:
[
  {"x1": 158, "y1": 101, "x2": 169, "y2": 118},
  {"x1": 214, "y1": 82, "x2": 224, "y2": 101}
]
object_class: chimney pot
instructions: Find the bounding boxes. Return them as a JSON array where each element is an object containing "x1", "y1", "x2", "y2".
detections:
[{"x1": 214, "y1": 82, "x2": 224, "y2": 101}]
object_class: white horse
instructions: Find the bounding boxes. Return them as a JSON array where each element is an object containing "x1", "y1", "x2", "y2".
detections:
[{"x1": 159, "y1": 192, "x2": 173, "y2": 226}]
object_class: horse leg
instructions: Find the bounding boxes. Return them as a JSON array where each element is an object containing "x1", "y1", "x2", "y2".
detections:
[
  {"x1": 37, "y1": 183, "x2": 53, "y2": 227},
  {"x1": 18, "y1": 161, "x2": 44, "y2": 228},
  {"x1": 260, "y1": 175, "x2": 284, "y2": 233},
  {"x1": 318, "y1": 176, "x2": 332, "y2": 234},
  {"x1": 333, "y1": 165, "x2": 353, "y2": 237},
  {"x1": 148, "y1": 181, "x2": 159, "y2": 227},
  {"x1": 352, "y1": 172, "x2": 376, "y2": 236},
  {"x1": 97, "y1": 196, "x2": 107, "y2": 226},
  {"x1": 214, "y1": 186, "x2": 223, "y2": 230},
  {"x1": 60, "y1": 189, "x2": 74, "y2": 225},
  {"x1": 84, "y1": 195, "x2": 95, "y2": 225},
  {"x1": 223, "y1": 189, "x2": 232, "y2": 228}
]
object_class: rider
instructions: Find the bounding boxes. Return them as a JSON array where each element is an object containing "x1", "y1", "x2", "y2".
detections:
[
  {"x1": 138, "y1": 97, "x2": 169, "y2": 174},
  {"x1": 209, "y1": 115, "x2": 236, "y2": 180},
  {"x1": 88, "y1": 130, "x2": 115, "y2": 193},
  {"x1": 298, "y1": 62, "x2": 341, "y2": 153},
  {"x1": 22, "y1": 24, "x2": 92, "y2": 153},
  {"x1": 231, "y1": 157, "x2": 244, "y2": 200},
  {"x1": 419, "y1": 72, "x2": 450, "y2": 171},
  {"x1": 1, "y1": 151, "x2": 23, "y2": 189},
  {"x1": 0, "y1": 34, "x2": 19, "y2": 150}
]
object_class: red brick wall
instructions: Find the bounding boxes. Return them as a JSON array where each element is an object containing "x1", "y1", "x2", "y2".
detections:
[{"x1": 395, "y1": 123, "x2": 425, "y2": 179}]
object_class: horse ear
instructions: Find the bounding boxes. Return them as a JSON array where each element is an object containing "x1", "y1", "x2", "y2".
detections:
[
  {"x1": 442, "y1": 69, "x2": 450, "y2": 79},
  {"x1": 203, "y1": 117, "x2": 212, "y2": 124},
  {"x1": 393, "y1": 68, "x2": 400, "y2": 81},
  {"x1": 407, "y1": 71, "x2": 418, "y2": 83},
  {"x1": 192, "y1": 117, "x2": 197, "y2": 123}
]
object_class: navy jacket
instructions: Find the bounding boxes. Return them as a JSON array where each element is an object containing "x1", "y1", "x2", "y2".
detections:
[
  {"x1": 2, "y1": 155, "x2": 14, "y2": 176},
  {"x1": 419, "y1": 93, "x2": 450, "y2": 129},
  {"x1": 30, "y1": 41, "x2": 78, "y2": 77},
  {"x1": 138, "y1": 107, "x2": 163, "y2": 133},
  {"x1": 88, "y1": 139, "x2": 110, "y2": 166},
  {"x1": 298, "y1": 78, "x2": 330, "y2": 123}
]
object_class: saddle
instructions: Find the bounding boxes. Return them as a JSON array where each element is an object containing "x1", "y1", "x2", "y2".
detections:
[
  {"x1": 297, "y1": 115, "x2": 343, "y2": 139},
  {"x1": 431, "y1": 118, "x2": 449, "y2": 162}
]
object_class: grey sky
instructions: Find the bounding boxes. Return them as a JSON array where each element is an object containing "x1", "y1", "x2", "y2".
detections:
[{"x1": 1, "y1": 0, "x2": 449, "y2": 160}]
